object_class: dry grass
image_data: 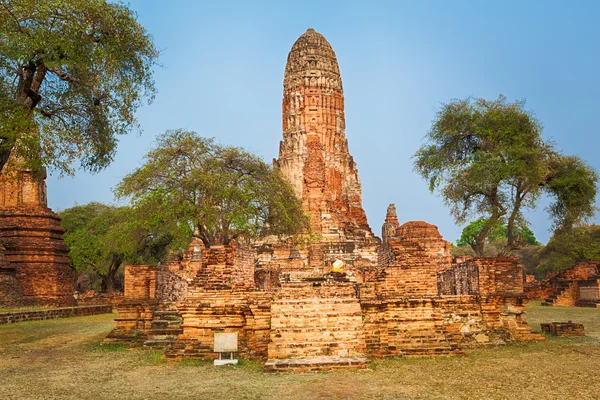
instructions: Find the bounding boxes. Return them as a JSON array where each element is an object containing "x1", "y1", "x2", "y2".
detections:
[{"x1": 0, "y1": 304, "x2": 599, "y2": 400}]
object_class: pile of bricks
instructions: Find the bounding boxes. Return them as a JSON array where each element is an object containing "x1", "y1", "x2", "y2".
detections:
[{"x1": 541, "y1": 321, "x2": 585, "y2": 337}]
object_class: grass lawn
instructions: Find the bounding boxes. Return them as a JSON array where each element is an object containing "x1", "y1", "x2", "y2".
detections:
[{"x1": 0, "y1": 302, "x2": 598, "y2": 400}]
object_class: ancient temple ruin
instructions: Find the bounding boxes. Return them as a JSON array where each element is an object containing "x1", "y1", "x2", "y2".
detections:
[
  {"x1": 0, "y1": 158, "x2": 74, "y2": 307},
  {"x1": 105, "y1": 29, "x2": 542, "y2": 371}
]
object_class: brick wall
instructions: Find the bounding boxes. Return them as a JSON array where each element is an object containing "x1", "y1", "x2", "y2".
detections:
[
  {"x1": 438, "y1": 258, "x2": 523, "y2": 297},
  {"x1": 0, "y1": 266, "x2": 25, "y2": 307},
  {"x1": 0, "y1": 304, "x2": 112, "y2": 325},
  {"x1": 124, "y1": 265, "x2": 187, "y2": 301},
  {"x1": 192, "y1": 246, "x2": 256, "y2": 291},
  {"x1": 167, "y1": 291, "x2": 271, "y2": 361},
  {"x1": 104, "y1": 302, "x2": 155, "y2": 343},
  {"x1": 438, "y1": 262, "x2": 479, "y2": 295},
  {"x1": 378, "y1": 240, "x2": 438, "y2": 298}
]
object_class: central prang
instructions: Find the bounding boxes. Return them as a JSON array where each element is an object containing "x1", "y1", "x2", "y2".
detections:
[{"x1": 276, "y1": 28, "x2": 375, "y2": 243}]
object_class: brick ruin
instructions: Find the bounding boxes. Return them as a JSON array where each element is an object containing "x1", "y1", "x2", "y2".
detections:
[
  {"x1": 525, "y1": 262, "x2": 600, "y2": 307},
  {"x1": 106, "y1": 29, "x2": 542, "y2": 371},
  {"x1": 0, "y1": 157, "x2": 74, "y2": 307}
]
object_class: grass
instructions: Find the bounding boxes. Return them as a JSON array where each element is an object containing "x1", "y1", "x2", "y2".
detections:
[{"x1": 0, "y1": 305, "x2": 598, "y2": 399}]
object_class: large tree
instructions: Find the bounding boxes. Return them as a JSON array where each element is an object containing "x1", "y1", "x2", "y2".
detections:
[
  {"x1": 414, "y1": 95, "x2": 598, "y2": 256},
  {"x1": 114, "y1": 129, "x2": 308, "y2": 248},
  {"x1": 60, "y1": 202, "x2": 173, "y2": 293},
  {"x1": 0, "y1": 0, "x2": 158, "y2": 174}
]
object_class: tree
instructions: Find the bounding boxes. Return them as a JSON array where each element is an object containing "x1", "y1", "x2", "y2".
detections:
[
  {"x1": 60, "y1": 202, "x2": 171, "y2": 292},
  {"x1": 0, "y1": 0, "x2": 158, "y2": 174},
  {"x1": 456, "y1": 219, "x2": 540, "y2": 251},
  {"x1": 537, "y1": 225, "x2": 600, "y2": 275},
  {"x1": 114, "y1": 129, "x2": 308, "y2": 248},
  {"x1": 414, "y1": 95, "x2": 598, "y2": 256}
]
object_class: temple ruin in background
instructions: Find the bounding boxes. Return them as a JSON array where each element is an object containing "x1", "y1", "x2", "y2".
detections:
[{"x1": 0, "y1": 157, "x2": 74, "y2": 307}]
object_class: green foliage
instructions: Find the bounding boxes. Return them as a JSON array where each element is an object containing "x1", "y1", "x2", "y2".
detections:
[
  {"x1": 0, "y1": 0, "x2": 158, "y2": 174},
  {"x1": 456, "y1": 219, "x2": 505, "y2": 248},
  {"x1": 60, "y1": 202, "x2": 171, "y2": 292},
  {"x1": 414, "y1": 95, "x2": 597, "y2": 256},
  {"x1": 456, "y1": 219, "x2": 540, "y2": 249},
  {"x1": 537, "y1": 225, "x2": 600, "y2": 275},
  {"x1": 114, "y1": 129, "x2": 308, "y2": 247}
]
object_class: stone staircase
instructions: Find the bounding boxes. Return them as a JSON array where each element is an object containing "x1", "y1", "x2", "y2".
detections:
[
  {"x1": 542, "y1": 280, "x2": 575, "y2": 306},
  {"x1": 143, "y1": 304, "x2": 183, "y2": 349},
  {"x1": 265, "y1": 282, "x2": 368, "y2": 372}
]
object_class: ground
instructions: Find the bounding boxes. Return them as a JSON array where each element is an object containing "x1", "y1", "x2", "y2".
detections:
[{"x1": 1, "y1": 302, "x2": 598, "y2": 400}]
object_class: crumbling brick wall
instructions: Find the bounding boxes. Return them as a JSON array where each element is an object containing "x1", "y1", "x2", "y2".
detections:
[
  {"x1": 167, "y1": 291, "x2": 272, "y2": 361},
  {"x1": 124, "y1": 264, "x2": 187, "y2": 302},
  {"x1": 192, "y1": 245, "x2": 256, "y2": 291},
  {"x1": 439, "y1": 258, "x2": 523, "y2": 297},
  {"x1": 437, "y1": 262, "x2": 479, "y2": 295}
]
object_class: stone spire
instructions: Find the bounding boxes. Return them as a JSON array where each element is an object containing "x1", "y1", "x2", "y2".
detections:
[
  {"x1": 382, "y1": 204, "x2": 400, "y2": 243},
  {"x1": 275, "y1": 28, "x2": 375, "y2": 242}
]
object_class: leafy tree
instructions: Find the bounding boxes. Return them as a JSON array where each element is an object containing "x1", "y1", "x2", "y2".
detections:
[
  {"x1": 114, "y1": 129, "x2": 308, "y2": 248},
  {"x1": 0, "y1": 0, "x2": 158, "y2": 174},
  {"x1": 414, "y1": 95, "x2": 597, "y2": 256},
  {"x1": 60, "y1": 202, "x2": 171, "y2": 292},
  {"x1": 537, "y1": 225, "x2": 600, "y2": 275},
  {"x1": 456, "y1": 219, "x2": 540, "y2": 250}
]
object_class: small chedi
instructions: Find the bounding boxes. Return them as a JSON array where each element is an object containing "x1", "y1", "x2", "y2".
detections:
[
  {"x1": 0, "y1": 157, "x2": 74, "y2": 307},
  {"x1": 105, "y1": 29, "x2": 542, "y2": 371}
]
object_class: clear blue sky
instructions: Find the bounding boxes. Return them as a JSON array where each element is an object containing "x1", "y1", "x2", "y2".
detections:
[{"x1": 48, "y1": 0, "x2": 600, "y2": 244}]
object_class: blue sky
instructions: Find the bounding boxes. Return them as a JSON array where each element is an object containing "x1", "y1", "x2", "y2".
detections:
[{"x1": 48, "y1": 0, "x2": 600, "y2": 244}]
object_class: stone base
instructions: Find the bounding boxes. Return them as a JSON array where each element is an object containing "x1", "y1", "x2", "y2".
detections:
[
  {"x1": 0, "y1": 206, "x2": 74, "y2": 307},
  {"x1": 214, "y1": 359, "x2": 238, "y2": 366},
  {"x1": 264, "y1": 356, "x2": 369, "y2": 372}
]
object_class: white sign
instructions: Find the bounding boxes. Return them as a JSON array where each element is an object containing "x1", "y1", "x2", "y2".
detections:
[{"x1": 214, "y1": 332, "x2": 238, "y2": 353}]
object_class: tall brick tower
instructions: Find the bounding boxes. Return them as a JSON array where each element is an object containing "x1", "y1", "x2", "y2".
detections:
[
  {"x1": 275, "y1": 28, "x2": 376, "y2": 243},
  {"x1": 0, "y1": 158, "x2": 74, "y2": 306}
]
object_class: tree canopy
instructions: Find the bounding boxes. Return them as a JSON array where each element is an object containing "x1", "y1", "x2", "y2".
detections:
[
  {"x1": 114, "y1": 129, "x2": 308, "y2": 248},
  {"x1": 0, "y1": 0, "x2": 158, "y2": 174},
  {"x1": 455, "y1": 219, "x2": 539, "y2": 250},
  {"x1": 537, "y1": 225, "x2": 600, "y2": 275},
  {"x1": 60, "y1": 202, "x2": 174, "y2": 292},
  {"x1": 414, "y1": 95, "x2": 598, "y2": 256}
]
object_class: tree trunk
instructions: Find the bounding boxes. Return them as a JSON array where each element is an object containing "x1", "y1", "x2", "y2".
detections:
[
  {"x1": 101, "y1": 255, "x2": 123, "y2": 293},
  {"x1": 1, "y1": 61, "x2": 47, "y2": 172}
]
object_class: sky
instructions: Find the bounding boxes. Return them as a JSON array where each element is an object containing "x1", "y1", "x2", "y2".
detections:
[{"x1": 47, "y1": 0, "x2": 600, "y2": 244}]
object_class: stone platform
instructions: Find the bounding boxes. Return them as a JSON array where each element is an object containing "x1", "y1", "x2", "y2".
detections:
[{"x1": 264, "y1": 356, "x2": 369, "y2": 372}]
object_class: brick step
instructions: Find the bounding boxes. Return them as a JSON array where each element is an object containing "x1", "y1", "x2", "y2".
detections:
[
  {"x1": 271, "y1": 326, "x2": 364, "y2": 334},
  {"x1": 575, "y1": 300, "x2": 600, "y2": 307},
  {"x1": 143, "y1": 339, "x2": 177, "y2": 348},
  {"x1": 146, "y1": 328, "x2": 183, "y2": 336},
  {"x1": 270, "y1": 318, "x2": 362, "y2": 328},
  {"x1": 147, "y1": 333, "x2": 180, "y2": 340},
  {"x1": 264, "y1": 356, "x2": 369, "y2": 372},
  {"x1": 268, "y1": 341, "x2": 366, "y2": 358},
  {"x1": 153, "y1": 310, "x2": 181, "y2": 317},
  {"x1": 271, "y1": 311, "x2": 362, "y2": 319},
  {"x1": 271, "y1": 333, "x2": 364, "y2": 344},
  {"x1": 395, "y1": 346, "x2": 460, "y2": 356},
  {"x1": 151, "y1": 320, "x2": 181, "y2": 329},
  {"x1": 273, "y1": 297, "x2": 359, "y2": 304}
]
